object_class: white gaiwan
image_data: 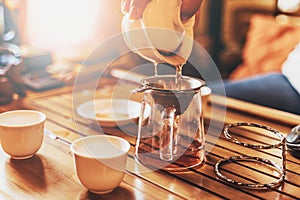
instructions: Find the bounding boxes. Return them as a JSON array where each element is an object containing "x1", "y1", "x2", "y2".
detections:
[{"x1": 122, "y1": 0, "x2": 195, "y2": 66}]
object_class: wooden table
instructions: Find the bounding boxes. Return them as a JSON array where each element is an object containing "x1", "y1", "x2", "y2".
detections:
[{"x1": 1, "y1": 75, "x2": 300, "y2": 200}]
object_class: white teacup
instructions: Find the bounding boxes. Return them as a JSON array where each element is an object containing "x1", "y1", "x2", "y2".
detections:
[
  {"x1": 0, "y1": 110, "x2": 46, "y2": 159},
  {"x1": 201, "y1": 86, "x2": 212, "y2": 114},
  {"x1": 70, "y1": 135, "x2": 130, "y2": 194}
]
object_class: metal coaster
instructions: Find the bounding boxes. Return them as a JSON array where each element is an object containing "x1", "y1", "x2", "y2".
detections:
[{"x1": 215, "y1": 122, "x2": 286, "y2": 189}]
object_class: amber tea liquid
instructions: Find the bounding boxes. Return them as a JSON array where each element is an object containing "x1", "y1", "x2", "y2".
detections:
[{"x1": 136, "y1": 131, "x2": 205, "y2": 171}]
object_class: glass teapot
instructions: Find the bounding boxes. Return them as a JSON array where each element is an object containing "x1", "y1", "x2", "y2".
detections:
[{"x1": 133, "y1": 75, "x2": 206, "y2": 171}]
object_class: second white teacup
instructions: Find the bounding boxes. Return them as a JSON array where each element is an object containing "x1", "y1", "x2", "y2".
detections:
[
  {"x1": 70, "y1": 135, "x2": 130, "y2": 194},
  {"x1": 0, "y1": 110, "x2": 46, "y2": 159},
  {"x1": 201, "y1": 86, "x2": 212, "y2": 115}
]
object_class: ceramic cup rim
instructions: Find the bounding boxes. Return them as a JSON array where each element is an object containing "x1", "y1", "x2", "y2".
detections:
[
  {"x1": 70, "y1": 135, "x2": 130, "y2": 159},
  {"x1": 0, "y1": 110, "x2": 46, "y2": 128},
  {"x1": 201, "y1": 86, "x2": 211, "y2": 96}
]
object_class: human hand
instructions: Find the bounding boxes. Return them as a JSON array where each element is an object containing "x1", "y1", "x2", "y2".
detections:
[
  {"x1": 121, "y1": 0, "x2": 151, "y2": 19},
  {"x1": 121, "y1": 0, "x2": 203, "y2": 20}
]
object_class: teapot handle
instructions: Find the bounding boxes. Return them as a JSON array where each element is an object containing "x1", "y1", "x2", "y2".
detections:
[{"x1": 160, "y1": 106, "x2": 177, "y2": 161}]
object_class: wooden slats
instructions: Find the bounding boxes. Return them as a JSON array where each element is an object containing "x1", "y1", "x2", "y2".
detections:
[
  {"x1": 2, "y1": 81, "x2": 300, "y2": 199},
  {"x1": 25, "y1": 94, "x2": 259, "y2": 199}
]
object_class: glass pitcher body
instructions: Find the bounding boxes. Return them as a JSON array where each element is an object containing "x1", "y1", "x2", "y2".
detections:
[{"x1": 135, "y1": 75, "x2": 205, "y2": 171}]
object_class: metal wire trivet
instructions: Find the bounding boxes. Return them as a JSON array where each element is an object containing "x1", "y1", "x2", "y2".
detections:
[{"x1": 215, "y1": 122, "x2": 286, "y2": 189}]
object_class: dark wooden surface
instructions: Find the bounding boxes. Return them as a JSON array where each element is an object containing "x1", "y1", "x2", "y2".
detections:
[{"x1": 1, "y1": 76, "x2": 300, "y2": 200}]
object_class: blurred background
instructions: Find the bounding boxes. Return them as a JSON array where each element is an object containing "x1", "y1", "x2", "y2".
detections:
[{"x1": 2, "y1": 0, "x2": 300, "y2": 80}]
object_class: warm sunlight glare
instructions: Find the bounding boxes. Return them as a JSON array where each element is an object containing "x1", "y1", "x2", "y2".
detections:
[{"x1": 25, "y1": 0, "x2": 102, "y2": 51}]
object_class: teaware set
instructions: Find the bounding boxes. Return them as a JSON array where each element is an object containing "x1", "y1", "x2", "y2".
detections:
[{"x1": 1, "y1": 0, "x2": 300, "y2": 194}]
